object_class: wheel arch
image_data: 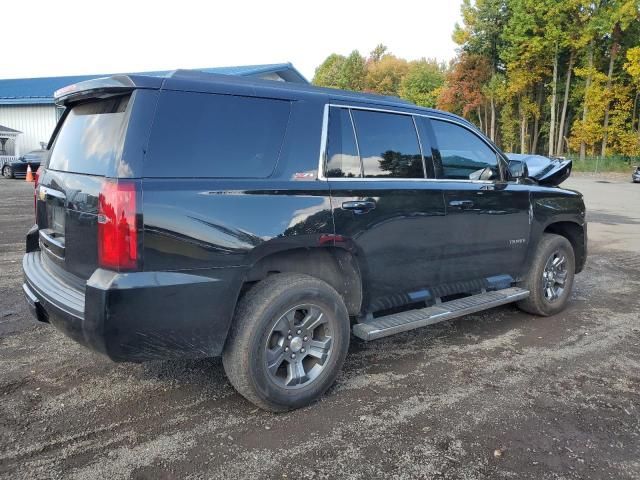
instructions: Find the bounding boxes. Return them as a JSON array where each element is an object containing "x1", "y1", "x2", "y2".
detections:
[
  {"x1": 241, "y1": 246, "x2": 363, "y2": 316},
  {"x1": 543, "y1": 221, "x2": 586, "y2": 273}
]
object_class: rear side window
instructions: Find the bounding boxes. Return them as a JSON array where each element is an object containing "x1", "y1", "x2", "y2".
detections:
[
  {"x1": 350, "y1": 109, "x2": 424, "y2": 178},
  {"x1": 147, "y1": 91, "x2": 290, "y2": 178},
  {"x1": 430, "y1": 119, "x2": 499, "y2": 180},
  {"x1": 326, "y1": 108, "x2": 361, "y2": 178},
  {"x1": 48, "y1": 96, "x2": 130, "y2": 176}
]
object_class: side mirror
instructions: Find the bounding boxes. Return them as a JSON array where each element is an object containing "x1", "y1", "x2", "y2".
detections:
[{"x1": 508, "y1": 159, "x2": 529, "y2": 181}]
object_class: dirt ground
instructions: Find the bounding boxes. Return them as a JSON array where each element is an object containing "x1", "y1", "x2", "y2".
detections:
[{"x1": 0, "y1": 173, "x2": 639, "y2": 480}]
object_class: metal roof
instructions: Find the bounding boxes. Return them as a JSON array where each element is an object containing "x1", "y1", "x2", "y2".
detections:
[
  {"x1": 0, "y1": 124, "x2": 21, "y2": 134},
  {"x1": 0, "y1": 63, "x2": 308, "y2": 105}
]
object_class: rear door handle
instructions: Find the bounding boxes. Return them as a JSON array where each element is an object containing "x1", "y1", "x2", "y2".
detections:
[
  {"x1": 448, "y1": 200, "x2": 475, "y2": 210},
  {"x1": 342, "y1": 200, "x2": 376, "y2": 214}
]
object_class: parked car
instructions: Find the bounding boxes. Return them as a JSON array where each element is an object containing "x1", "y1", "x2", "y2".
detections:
[
  {"x1": 23, "y1": 71, "x2": 587, "y2": 411},
  {"x1": 633, "y1": 166, "x2": 640, "y2": 183},
  {"x1": 505, "y1": 153, "x2": 572, "y2": 186},
  {"x1": 2, "y1": 150, "x2": 45, "y2": 179}
]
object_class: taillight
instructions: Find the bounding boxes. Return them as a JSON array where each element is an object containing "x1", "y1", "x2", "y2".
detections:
[
  {"x1": 98, "y1": 180, "x2": 138, "y2": 271},
  {"x1": 34, "y1": 167, "x2": 41, "y2": 219}
]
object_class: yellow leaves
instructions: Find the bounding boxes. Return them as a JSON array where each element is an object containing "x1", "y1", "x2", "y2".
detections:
[
  {"x1": 452, "y1": 23, "x2": 470, "y2": 46},
  {"x1": 570, "y1": 80, "x2": 638, "y2": 155},
  {"x1": 574, "y1": 66, "x2": 608, "y2": 83},
  {"x1": 624, "y1": 47, "x2": 640, "y2": 85},
  {"x1": 313, "y1": 49, "x2": 445, "y2": 107},
  {"x1": 607, "y1": 85, "x2": 640, "y2": 156},
  {"x1": 364, "y1": 55, "x2": 409, "y2": 96}
]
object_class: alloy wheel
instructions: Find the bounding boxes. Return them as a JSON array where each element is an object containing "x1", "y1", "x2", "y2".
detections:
[
  {"x1": 264, "y1": 304, "x2": 333, "y2": 389},
  {"x1": 542, "y1": 251, "x2": 568, "y2": 302}
]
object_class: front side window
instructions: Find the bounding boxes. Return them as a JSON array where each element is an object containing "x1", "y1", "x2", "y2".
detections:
[
  {"x1": 430, "y1": 119, "x2": 500, "y2": 181},
  {"x1": 351, "y1": 109, "x2": 424, "y2": 179},
  {"x1": 326, "y1": 108, "x2": 361, "y2": 178}
]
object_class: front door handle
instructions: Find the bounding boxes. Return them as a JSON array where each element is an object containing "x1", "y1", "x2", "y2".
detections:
[
  {"x1": 342, "y1": 200, "x2": 376, "y2": 214},
  {"x1": 448, "y1": 200, "x2": 475, "y2": 210}
]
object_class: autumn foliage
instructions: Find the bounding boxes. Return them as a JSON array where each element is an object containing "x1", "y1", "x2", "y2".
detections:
[
  {"x1": 313, "y1": 1, "x2": 640, "y2": 158},
  {"x1": 313, "y1": 45, "x2": 446, "y2": 108}
]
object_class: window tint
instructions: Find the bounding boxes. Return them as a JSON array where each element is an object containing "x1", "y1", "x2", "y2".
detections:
[
  {"x1": 430, "y1": 119, "x2": 499, "y2": 180},
  {"x1": 49, "y1": 95, "x2": 130, "y2": 176},
  {"x1": 147, "y1": 91, "x2": 290, "y2": 178},
  {"x1": 351, "y1": 109, "x2": 424, "y2": 178},
  {"x1": 326, "y1": 107, "x2": 361, "y2": 178}
]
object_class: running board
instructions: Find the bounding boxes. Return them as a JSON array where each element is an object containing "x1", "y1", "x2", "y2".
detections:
[{"x1": 353, "y1": 287, "x2": 529, "y2": 341}]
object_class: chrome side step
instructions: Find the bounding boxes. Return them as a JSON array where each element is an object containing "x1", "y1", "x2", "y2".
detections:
[{"x1": 352, "y1": 287, "x2": 529, "y2": 341}]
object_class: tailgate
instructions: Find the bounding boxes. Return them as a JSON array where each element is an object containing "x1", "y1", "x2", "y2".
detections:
[{"x1": 37, "y1": 95, "x2": 131, "y2": 280}]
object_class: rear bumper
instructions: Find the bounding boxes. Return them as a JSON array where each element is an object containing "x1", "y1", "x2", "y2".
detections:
[{"x1": 23, "y1": 251, "x2": 242, "y2": 362}]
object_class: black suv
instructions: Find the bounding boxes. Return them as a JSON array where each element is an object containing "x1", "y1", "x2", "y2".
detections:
[{"x1": 23, "y1": 71, "x2": 587, "y2": 411}]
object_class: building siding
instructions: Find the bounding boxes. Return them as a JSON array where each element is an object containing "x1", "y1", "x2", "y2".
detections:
[{"x1": 0, "y1": 105, "x2": 57, "y2": 155}]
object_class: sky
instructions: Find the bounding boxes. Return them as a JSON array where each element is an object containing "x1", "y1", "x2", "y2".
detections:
[{"x1": 2, "y1": 0, "x2": 462, "y2": 81}]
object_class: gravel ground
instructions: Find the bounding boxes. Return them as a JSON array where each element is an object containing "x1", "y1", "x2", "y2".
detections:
[{"x1": 0, "y1": 174, "x2": 639, "y2": 480}]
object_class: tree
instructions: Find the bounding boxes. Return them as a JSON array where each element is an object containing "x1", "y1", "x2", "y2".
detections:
[
  {"x1": 500, "y1": 0, "x2": 550, "y2": 153},
  {"x1": 437, "y1": 53, "x2": 492, "y2": 123},
  {"x1": 364, "y1": 54, "x2": 409, "y2": 96},
  {"x1": 555, "y1": 0, "x2": 588, "y2": 155},
  {"x1": 569, "y1": 66, "x2": 609, "y2": 155},
  {"x1": 369, "y1": 44, "x2": 388, "y2": 63},
  {"x1": 341, "y1": 51, "x2": 366, "y2": 91},
  {"x1": 624, "y1": 46, "x2": 640, "y2": 134},
  {"x1": 625, "y1": 46, "x2": 640, "y2": 82},
  {"x1": 313, "y1": 51, "x2": 366, "y2": 91},
  {"x1": 606, "y1": 83, "x2": 640, "y2": 155},
  {"x1": 483, "y1": 73, "x2": 507, "y2": 141},
  {"x1": 312, "y1": 54, "x2": 346, "y2": 88},
  {"x1": 454, "y1": 0, "x2": 510, "y2": 72},
  {"x1": 311, "y1": 0, "x2": 640, "y2": 159},
  {"x1": 595, "y1": 0, "x2": 639, "y2": 156},
  {"x1": 399, "y1": 59, "x2": 445, "y2": 108}
]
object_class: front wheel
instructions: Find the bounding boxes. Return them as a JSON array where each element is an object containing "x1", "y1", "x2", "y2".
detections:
[
  {"x1": 223, "y1": 273, "x2": 350, "y2": 412},
  {"x1": 2, "y1": 166, "x2": 13, "y2": 179},
  {"x1": 517, "y1": 233, "x2": 575, "y2": 316}
]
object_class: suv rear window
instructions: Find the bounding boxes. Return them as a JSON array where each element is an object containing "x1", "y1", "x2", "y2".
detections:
[
  {"x1": 48, "y1": 96, "x2": 130, "y2": 176},
  {"x1": 146, "y1": 92, "x2": 291, "y2": 178}
]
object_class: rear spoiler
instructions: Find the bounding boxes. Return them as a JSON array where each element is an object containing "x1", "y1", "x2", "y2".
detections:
[{"x1": 54, "y1": 74, "x2": 163, "y2": 106}]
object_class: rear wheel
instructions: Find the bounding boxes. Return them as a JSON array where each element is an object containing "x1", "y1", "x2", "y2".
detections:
[
  {"x1": 517, "y1": 233, "x2": 575, "y2": 316},
  {"x1": 222, "y1": 273, "x2": 350, "y2": 412},
  {"x1": 2, "y1": 166, "x2": 13, "y2": 178}
]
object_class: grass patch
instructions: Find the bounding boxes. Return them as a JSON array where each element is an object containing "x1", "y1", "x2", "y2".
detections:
[{"x1": 567, "y1": 155, "x2": 638, "y2": 173}]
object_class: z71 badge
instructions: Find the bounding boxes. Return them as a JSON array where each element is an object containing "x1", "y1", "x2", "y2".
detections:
[{"x1": 294, "y1": 172, "x2": 315, "y2": 180}]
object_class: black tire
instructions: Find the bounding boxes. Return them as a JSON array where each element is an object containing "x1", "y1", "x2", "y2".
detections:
[
  {"x1": 517, "y1": 233, "x2": 575, "y2": 316},
  {"x1": 222, "y1": 273, "x2": 350, "y2": 412},
  {"x1": 2, "y1": 166, "x2": 13, "y2": 179}
]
